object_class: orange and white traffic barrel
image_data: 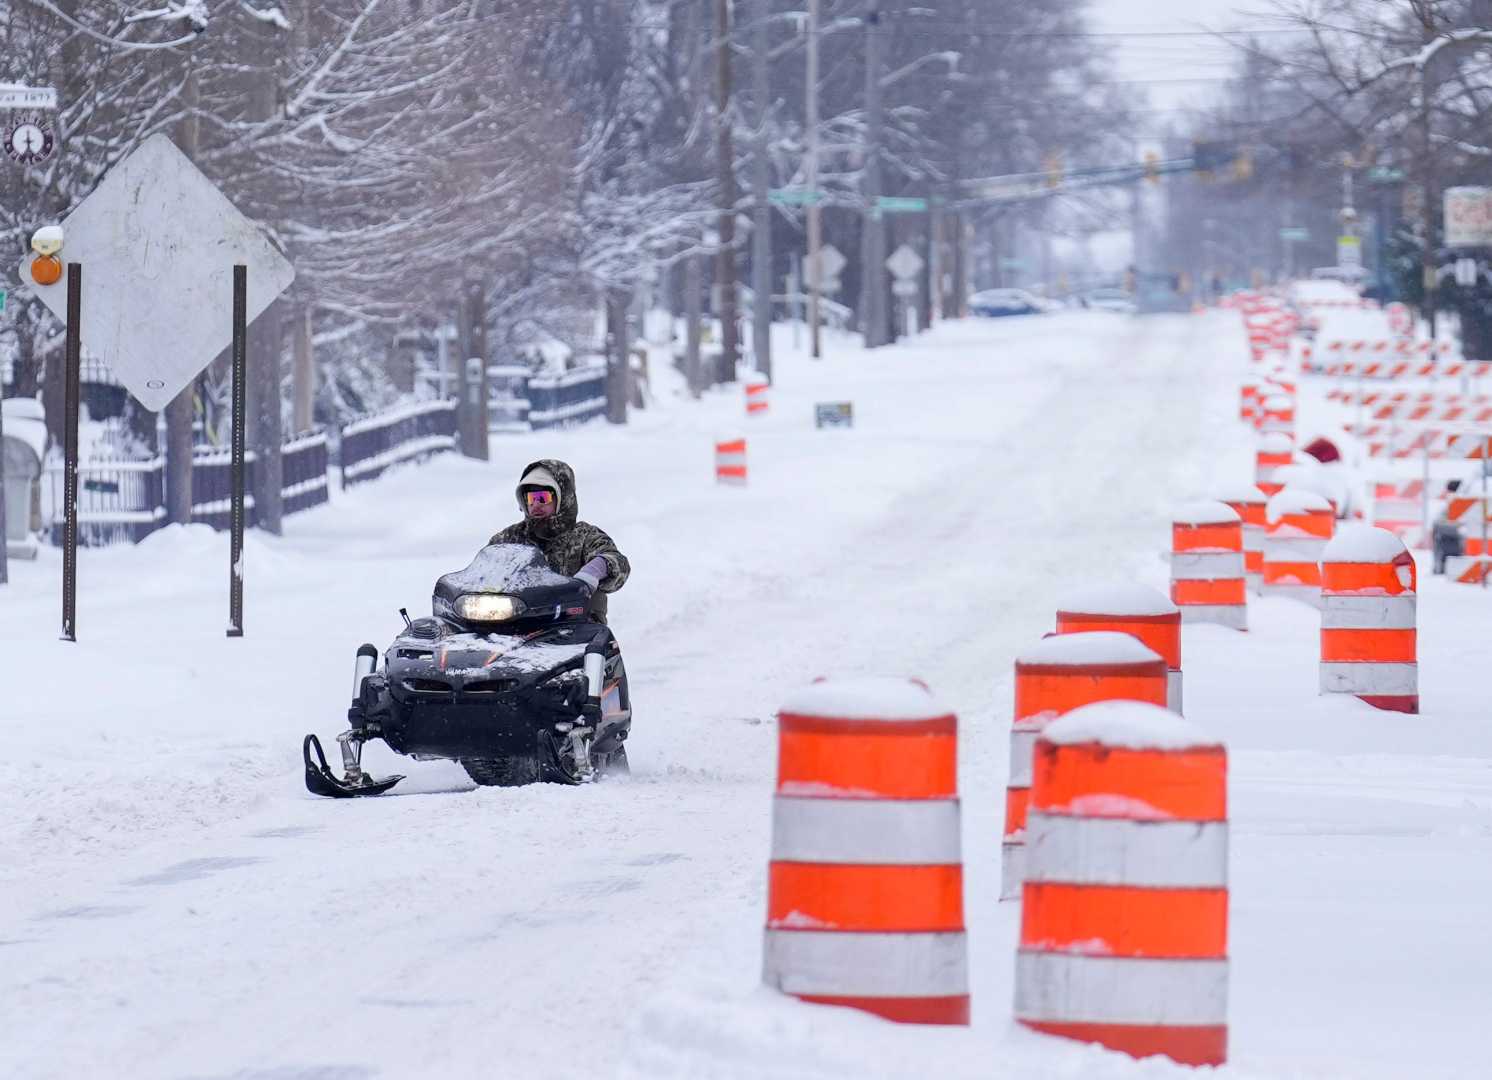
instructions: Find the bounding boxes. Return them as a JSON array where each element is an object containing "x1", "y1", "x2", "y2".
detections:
[
  {"x1": 1255, "y1": 432, "x2": 1294, "y2": 496},
  {"x1": 1239, "y1": 378, "x2": 1261, "y2": 423},
  {"x1": 1170, "y1": 502, "x2": 1247, "y2": 630},
  {"x1": 1256, "y1": 392, "x2": 1296, "y2": 437},
  {"x1": 745, "y1": 378, "x2": 770, "y2": 417},
  {"x1": 715, "y1": 438, "x2": 747, "y2": 485},
  {"x1": 763, "y1": 677, "x2": 969, "y2": 1024},
  {"x1": 1262, "y1": 488, "x2": 1334, "y2": 605},
  {"x1": 1320, "y1": 525, "x2": 1418, "y2": 714},
  {"x1": 1218, "y1": 482, "x2": 1268, "y2": 594},
  {"x1": 1001, "y1": 633, "x2": 1167, "y2": 901},
  {"x1": 1015, "y1": 700, "x2": 1229, "y2": 1067},
  {"x1": 1055, "y1": 584, "x2": 1182, "y2": 713}
]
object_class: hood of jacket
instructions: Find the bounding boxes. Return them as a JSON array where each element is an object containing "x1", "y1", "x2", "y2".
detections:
[{"x1": 515, "y1": 458, "x2": 578, "y2": 540}]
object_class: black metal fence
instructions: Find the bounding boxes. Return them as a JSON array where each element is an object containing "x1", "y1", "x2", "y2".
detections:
[
  {"x1": 339, "y1": 399, "x2": 458, "y2": 489},
  {"x1": 486, "y1": 364, "x2": 607, "y2": 434},
  {"x1": 43, "y1": 432, "x2": 331, "y2": 546}
]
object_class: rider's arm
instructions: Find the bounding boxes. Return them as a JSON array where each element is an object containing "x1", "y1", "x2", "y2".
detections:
[{"x1": 575, "y1": 524, "x2": 630, "y2": 592}]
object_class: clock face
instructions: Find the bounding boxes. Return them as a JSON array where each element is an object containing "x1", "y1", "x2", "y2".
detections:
[{"x1": 5, "y1": 116, "x2": 56, "y2": 165}]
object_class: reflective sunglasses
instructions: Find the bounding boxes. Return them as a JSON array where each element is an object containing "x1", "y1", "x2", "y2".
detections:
[{"x1": 524, "y1": 489, "x2": 557, "y2": 514}]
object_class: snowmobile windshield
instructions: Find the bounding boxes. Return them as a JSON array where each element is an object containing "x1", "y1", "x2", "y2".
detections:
[{"x1": 432, "y1": 544, "x2": 589, "y2": 628}]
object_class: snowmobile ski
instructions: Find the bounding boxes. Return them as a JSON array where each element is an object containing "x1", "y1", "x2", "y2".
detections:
[{"x1": 303, "y1": 734, "x2": 404, "y2": 798}]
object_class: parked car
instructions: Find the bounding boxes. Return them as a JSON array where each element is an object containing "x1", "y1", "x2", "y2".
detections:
[
  {"x1": 1080, "y1": 288, "x2": 1137, "y2": 314},
  {"x1": 969, "y1": 288, "x2": 1046, "y2": 317}
]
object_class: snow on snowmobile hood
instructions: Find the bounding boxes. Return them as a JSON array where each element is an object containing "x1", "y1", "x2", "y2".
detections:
[
  {"x1": 514, "y1": 458, "x2": 579, "y2": 540},
  {"x1": 440, "y1": 543, "x2": 573, "y2": 594}
]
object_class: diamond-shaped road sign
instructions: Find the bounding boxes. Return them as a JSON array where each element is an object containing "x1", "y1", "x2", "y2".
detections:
[
  {"x1": 804, "y1": 244, "x2": 846, "y2": 291},
  {"x1": 22, "y1": 133, "x2": 294, "y2": 411},
  {"x1": 886, "y1": 243, "x2": 925, "y2": 281}
]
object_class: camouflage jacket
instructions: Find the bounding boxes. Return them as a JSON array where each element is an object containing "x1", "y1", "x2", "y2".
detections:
[{"x1": 488, "y1": 458, "x2": 630, "y2": 621}]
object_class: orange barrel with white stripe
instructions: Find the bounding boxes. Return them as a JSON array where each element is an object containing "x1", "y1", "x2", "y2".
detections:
[
  {"x1": 1170, "y1": 502, "x2": 1247, "y2": 630},
  {"x1": 1320, "y1": 525, "x2": 1418, "y2": 714},
  {"x1": 1262, "y1": 488, "x2": 1334, "y2": 606},
  {"x1": 1256, "y1": 392, "x2": 1296, "y2": 437},
  {"x1": 1239, "y1": 378, "x2": 1261, "y2": 423},
  {"x1": 1015, "y1": 700, "x2": 1229, "y2": 1067},
  {"x1": 1001, "y1": 634, "x2": 1167, "y2": 901},
  {"x1": 715, "y1": 438, "x2": 747, "y2": 485},
  {"x1": 1055, "y1": 584, "x2": 1182, "y2": 714},
  {"x1": 745, "y1": 378, "x2": 771, "y2": 416},
  {"x1": 763, "y1": 678, "x2": 969, "y2": 1025},
  {"x1": 1255, "y1": 432, "x2": 1294, "y2": 496},
  {"x1": 1217, "y1": 482, "x2": 1267, "y2": 594},
  {"x1": 1271, "y1": 462, "x2": 1340, "y2": 518}
]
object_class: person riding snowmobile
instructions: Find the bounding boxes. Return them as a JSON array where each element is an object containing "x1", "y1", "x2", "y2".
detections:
[{"x1": 488, "y1": 459, "x2": 630, "y2": 622}]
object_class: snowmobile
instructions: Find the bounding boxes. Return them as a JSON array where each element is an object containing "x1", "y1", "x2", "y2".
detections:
[{"x1": 303, "y1": 544, "x2": 632, "y2": 798}]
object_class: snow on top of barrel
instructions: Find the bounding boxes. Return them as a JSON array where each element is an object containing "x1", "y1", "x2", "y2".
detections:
[
  {"x1": 1266, "y1": 487, "x2": 1332, "y2": 519},
  {"x1": 1017, "y1": 631, "x2": 1161, "y2": 667},
  {"x1": 1043, "y1": 700, "x2": 1222, "y2": 751},
  {"x1": 1172, "y1": 500, "x2": 1240, "y2": 526},
  {"x1": 1322, "y1": 523, "x2": 1409, "y2": 563},
  {"x1": 1211, "y1": 480, "x2": 1267, "y2": 505},
  {"x1": 1258, "y1": 432, "x2": 1295, "y2": 453},
  {"x1": 1056, "y1": 583, "x2": 1177, "y2": 617},
  {"x1": 1262, "y1": 393, "x2": 1293, "y2": 408},
  {"x1": 780, "y1": 677, "x2": 950, "y2": 721}
]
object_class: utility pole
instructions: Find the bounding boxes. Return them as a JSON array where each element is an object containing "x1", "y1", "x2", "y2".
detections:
[
  {"x1": 715, "y1": 0, "x2": 739, "y2": 384},
  {"x1": 1419, "y1": 5, "x2": 1439, "y2": 337},
  {"x1": 685, "y1": 249, "x2": 703, "y2": 397},
  {"x1": 751, "y1": 0, "x2": 773, "y2": 382},
  {"x1": 860, "y1": 6, "x2": 888, "y2": 348},
  {"x1": 807, "y1": 0, "x2": 823, "y2": 359}
]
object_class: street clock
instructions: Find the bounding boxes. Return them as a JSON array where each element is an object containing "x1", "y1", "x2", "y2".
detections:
[{"x1": 5, "y1": 115, "x2": 56, "y2": 165}]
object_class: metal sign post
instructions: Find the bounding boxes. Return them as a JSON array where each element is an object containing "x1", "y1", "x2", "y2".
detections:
[
  {"x1": 61, "y1": 263, "x2": 81, "y2": 641},
  {"x1": 228, "y1": 265, "x2": 247, "y2": 637}
]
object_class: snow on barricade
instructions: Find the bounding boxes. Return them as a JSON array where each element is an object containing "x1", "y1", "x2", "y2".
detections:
[
  {"x1": 1055, "y1": 583, "x2": 1177, "y2": 618},
  {"x1": 1017, "y1": 631, "x2": 1162, "y2": 668},
  {"x1": 1212, "y1": 479, "x2": 1268, "y2": 505},
  {"x1": 1172, "y1": 500, "x2": 1240, "y2": 527},
  {"x1": 779, "y1": 676, "x2": 950, "y2": 722},
  {"x1": 1259, "y1": 432, "x2": 1295, "y2": 455},
  {"x1": 1042, "y1": 699, "x2": 1220, "y2": 752},
  {"x1": 1323, "y1": 523, "x2": 1412, "y2": 564},
  {"x1": 1267, "y1": 487, "x2": 1332, "y2": 523}
]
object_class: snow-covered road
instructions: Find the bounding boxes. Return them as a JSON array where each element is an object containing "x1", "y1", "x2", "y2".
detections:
[{"x1": 3, "y1": 312, "x2": 1489, "y2": 1079}]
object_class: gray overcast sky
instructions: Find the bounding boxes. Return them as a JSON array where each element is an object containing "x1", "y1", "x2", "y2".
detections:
[{"x1": 1087, "y1": 0, "x2": 1258, "y2": 120}]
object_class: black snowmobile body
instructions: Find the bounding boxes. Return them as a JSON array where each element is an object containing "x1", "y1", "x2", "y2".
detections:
[{"x1": 304, "y1": 544, "x2": 631, "y2": 797}]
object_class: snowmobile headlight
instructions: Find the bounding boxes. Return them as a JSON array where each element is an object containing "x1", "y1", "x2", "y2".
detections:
[{"x1": 455, "y1": 593, "x2": 526, "y2": 622}]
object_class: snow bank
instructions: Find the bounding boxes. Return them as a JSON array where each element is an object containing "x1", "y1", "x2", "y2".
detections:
[
  {"x1": 780, "y1": 676, "x2": 949, "y2": 720},
  {"x1": 1017, "y1": 631, "x2": 1161, "y2": 667},
  {"x1": 1322, "y1": 524, "x2": 1409, "y2": 564},
  {"x1": 1055, "y1": 583, "x2": 1176, "y2": 618},
  {"x1": 2, "y1": 397, "x2": 47, "y2": 463},
  {"x1": 1172, "y1": 500, "x2": 1240, "y2": 526},
  {"x1": 1267, "y1": 487, "x2": 1332, "y2": 521},
  {"x1": 1043, "y1": 700, "x2": 1222, "y2": 750},
  {"x1": 1291, "y1": 279, "x2": 1361, "y2": 304}
]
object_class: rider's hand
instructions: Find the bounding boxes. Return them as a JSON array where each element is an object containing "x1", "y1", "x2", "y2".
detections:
[{"x1": 574, "y1": 556, "x2": 608, "y2": 595}]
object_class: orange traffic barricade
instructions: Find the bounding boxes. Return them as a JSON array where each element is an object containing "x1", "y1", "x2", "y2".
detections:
[
  {"x1": 745, "y1": 379, "x2": 770, "y2": 417},
  {"x1": 1170, "y1": 501, "x2": 1247, "y2": 630},
  {"x1": 1255, "y1": 432, "x2": 1294, "y2": 497},
  {"x1": 715, "y1": 438, "x2": 747, "y2": 485},
  {"x1": 1320, "y1": 525, "x2": 1418, "y2": 714},
  {"x1": 1055, "y1": 584, "x2": 1182, "y2": 713},
  {"x1": 1001, "y1": 633, "x2": 1166, "y2": 901},
  {"x1": 1218, "y1": 482, "x2": 1267, "y2": 594},
  {"x1": 1263, "y1": 488, "x2": 1334, "y2": 605},
  {"x1": 763, "y1": 677, "x2": 969, "y2": 1024},
  {"x1": 1015, "y1": 700, "x2": 1229, "y2": 1067}
]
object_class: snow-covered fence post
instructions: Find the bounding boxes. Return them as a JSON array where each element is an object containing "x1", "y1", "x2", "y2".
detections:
[
  {"x1": 762, "y1": 678, "x2": 969, "y2": 1025},
  {"x1": 1320, "y1": 526, "x2": 1419, "y2": 714},
  {"x1": 1262, "y1": 489, "x2": 1335, "y2": 606},
  {"x1": 1014, "y1": 701, "x2": 1229, "y2": 1067},
  {"x1": 1001, "y1": 633, "x2": 1168, "y2": 901},
  {"x1": 1055, "y1": 585, "x2": 1182, "y2": 714},
  {"x1": 1170, "y1": 502, "x2": 1247, "y2": 630},
  {"x1": 1218, "y1": 483, "x2": 1268, "y2": 594}
]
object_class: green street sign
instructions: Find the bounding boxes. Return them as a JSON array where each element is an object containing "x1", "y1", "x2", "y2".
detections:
[
  {"x1": 1367, "y1": 166, "x2": 1406, "y2": 184},
  {"x1": 1280, "y1": 227, "x2": 1310, "y2": 242},
  {"x1": 0, "y1": 289, "x2": 7, "y2": 313},
  {"x1": 769, "y1": 188, "x2": 825, "y2": 207},
  {"x1": 877, "y1": 196, "x2": 928, "y2": 213}
]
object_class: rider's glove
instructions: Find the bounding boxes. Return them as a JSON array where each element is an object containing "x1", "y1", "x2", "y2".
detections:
[{"x1": 574, "y1": 556, "x2": 609, "y2": 594}]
